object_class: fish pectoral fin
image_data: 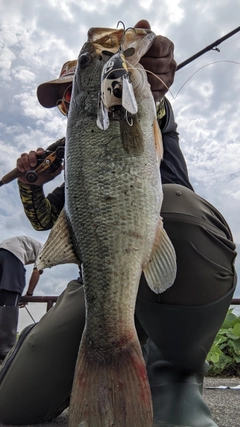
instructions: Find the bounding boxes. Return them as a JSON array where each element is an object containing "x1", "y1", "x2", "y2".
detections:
[
  {"x1": 36, "y1": 208, "x2": 79, "y2": 270},
  {"x1": 143, "y1": 222, "x2": 177, "y2": 294}
]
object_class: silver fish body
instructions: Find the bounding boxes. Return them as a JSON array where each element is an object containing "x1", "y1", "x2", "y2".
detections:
[{"x1": 37, "y1": 27, "x2": 176, "y2": 427}]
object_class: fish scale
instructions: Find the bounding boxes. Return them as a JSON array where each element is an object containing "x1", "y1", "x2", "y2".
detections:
[
  {"x1": 66, "y1": 50, "x2": 163, "y2": 426},
  {"x1": 66, "y1": 118, "x2": 159, "y2": 325},
  {"x1": 37, "y1": 28, "x2": 177, "y2": 427}
]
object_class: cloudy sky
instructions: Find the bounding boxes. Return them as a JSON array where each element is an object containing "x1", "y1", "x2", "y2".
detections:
[{"x1": 0, "y1": 0, "x2": 240, "y2": 330}]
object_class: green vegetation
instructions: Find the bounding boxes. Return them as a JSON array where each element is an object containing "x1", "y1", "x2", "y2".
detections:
[{"x1": 207, "y1": 309, "x2": 240, "y2": 376}]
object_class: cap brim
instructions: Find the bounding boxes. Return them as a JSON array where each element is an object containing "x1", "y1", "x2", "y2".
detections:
[{"x1": 37, "y1": 76, "x2": 73, "y2": 108}]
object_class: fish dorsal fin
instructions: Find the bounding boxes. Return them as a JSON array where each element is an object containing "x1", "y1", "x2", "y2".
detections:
[
  {"x1": 143, "y1": 221, "x2": 176, "y2": 293},
  {"x1": 36, "y1": 208, "x2": 79, "y2": 270}
]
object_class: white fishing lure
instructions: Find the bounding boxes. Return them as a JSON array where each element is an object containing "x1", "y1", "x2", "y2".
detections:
[{"x1": 97, "y1": 51, "x2": 138, "y2": 130}]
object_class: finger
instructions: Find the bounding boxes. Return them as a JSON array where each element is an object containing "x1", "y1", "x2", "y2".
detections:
[
  {"x1": 144, "y1": 35, "x2": 175, "y2": 58},
  {"x1": 134, "y1": 19, "x2": 151, "y2": 30},
  {"x1": 16, "y1": 153, "x2": 32, "y2": 172},
  {"x1": 140, "y1": 57, "x2": 176, "y2": 76},
  {"x1": 16, "y1": 156, "x2": 27, "y2": 173},
  {"x1": 36, "y1": 147, "x2": 45, "y2": 155},
  {"x1": 28, "y1": 150, "x2": 40, "y2": 168}
]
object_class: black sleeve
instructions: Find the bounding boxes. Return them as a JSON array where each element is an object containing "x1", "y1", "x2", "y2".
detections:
[
  {"x1": 47, "y1": 183, "x2": 65, "y2": 211},
  {"x1": 160, "y1": 97, "x2": 194, "y2": 191}
]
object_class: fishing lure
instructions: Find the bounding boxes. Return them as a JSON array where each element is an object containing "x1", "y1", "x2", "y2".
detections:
[{"x1": 97, "y1": 33, "x2": 138, "y2": 130}]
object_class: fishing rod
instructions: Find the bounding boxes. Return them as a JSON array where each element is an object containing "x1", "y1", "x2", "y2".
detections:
[
  {"x1": 1, "y1": 26, "x2": 239, "y2": 186},
  {"x1": 177, "y1": 26, "x2": 240, "y2": 70}
]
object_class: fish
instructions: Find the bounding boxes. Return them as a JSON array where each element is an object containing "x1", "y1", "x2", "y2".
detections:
[{"x1": 37, "y1": 26, "x2": 177, "y2": 427}]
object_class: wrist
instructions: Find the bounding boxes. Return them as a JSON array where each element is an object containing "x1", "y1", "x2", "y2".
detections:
[{"x1": 27, "y1": 291, "x2": 33, "y2": 296}]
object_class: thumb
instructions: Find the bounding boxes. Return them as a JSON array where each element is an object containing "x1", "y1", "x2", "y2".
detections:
[{"x1": 134, "y1": 19, "x2": 151, "y2": 29}]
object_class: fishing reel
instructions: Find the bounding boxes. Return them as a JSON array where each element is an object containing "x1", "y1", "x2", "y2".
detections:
[
  {"x1": 0, "y1": 137, "x2": 66, "y2": 187},
  {"x1": 25, "y1": 144, "x2": 65, "y2": 183}
]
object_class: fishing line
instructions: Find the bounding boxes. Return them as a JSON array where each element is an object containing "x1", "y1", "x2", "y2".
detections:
[
  {"x1": 171, "y1": 60, "x2": 240, "y2": 99},
  {"x1": 139, "y1": 60, "x2": 240, "y2": 100},
  {"x1": 24, "y1": 305, "x2": 36, "y2": 323},
  {"x1": 102, "y1": 59, "x2": 240, "y2": 107}
]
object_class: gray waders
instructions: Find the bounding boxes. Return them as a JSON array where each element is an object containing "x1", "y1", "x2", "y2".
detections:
[
  {"x1": 0, "y1": 183, "x2": 237, "y2": 426},
  {"x1": 0, "y1": 306, "x2": 19, "y2": 361},
  {"x1": 0, "y1": 281, "x2": 85, "y2": 425},
  {"x1": 136, "y1": 287, "x2": 235, "y2": 427}
]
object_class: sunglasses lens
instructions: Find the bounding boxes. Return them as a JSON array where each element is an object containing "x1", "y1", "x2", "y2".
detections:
[
  {"x1": 57, "y1": 100, "x2": 67, "y2": 116},
  {"x1": 64, "y1": 86, "x2": 72, "y2": 103},
  {"x1": 56, "y1": 84, "x2": 72, "y2": 116}
]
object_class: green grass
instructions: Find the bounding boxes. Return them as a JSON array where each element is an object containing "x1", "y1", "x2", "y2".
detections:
[{"x1": 207, "y1": 309, "x2": 240, "y2": 376}]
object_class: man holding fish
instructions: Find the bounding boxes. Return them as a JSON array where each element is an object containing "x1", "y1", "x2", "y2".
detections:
[{"x1": 0, "y1": 20, "x2": 237, "y2": 427}]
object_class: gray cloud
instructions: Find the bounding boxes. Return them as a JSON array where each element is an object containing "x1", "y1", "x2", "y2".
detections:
[{"x1": 0, "y1": 0, "x2": 239, "y2": 330}]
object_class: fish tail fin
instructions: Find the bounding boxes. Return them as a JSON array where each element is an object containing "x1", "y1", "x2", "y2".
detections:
[{"x1": 68, "y1": 332, "x2": 153, "y2": 427}]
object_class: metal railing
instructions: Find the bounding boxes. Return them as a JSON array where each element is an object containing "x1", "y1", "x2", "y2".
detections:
[
  {"x1": 20, "y1": 295, "x2": 58, "y2": 311},
  {"x1": 20, "y1": 296, "x2": 240, "y2": 313}
]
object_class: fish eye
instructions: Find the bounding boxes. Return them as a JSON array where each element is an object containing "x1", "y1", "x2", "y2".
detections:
[{"x1": 79, "y1": 52, "x2": 91, "y2": 68}]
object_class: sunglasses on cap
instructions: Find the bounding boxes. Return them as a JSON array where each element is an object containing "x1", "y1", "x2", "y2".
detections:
[{"x1": 56, "y1": 84, "x2": 72, "y2": 116}]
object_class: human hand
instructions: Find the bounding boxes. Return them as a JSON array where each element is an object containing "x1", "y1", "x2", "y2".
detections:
[
  {"x1": 134, "y1": 20, "x2": 177, "y2": 102},
  {"x1": 18, "y1": 299, "x2": 28, "y2": 308},
  {"x1": 16, "y1": 148, "x2": 62, "y2": 186}
]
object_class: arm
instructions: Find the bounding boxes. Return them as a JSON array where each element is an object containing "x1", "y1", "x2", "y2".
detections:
[
  {"x1": 18, "y1": 181, "x2": 64, "y2": 230},
  {"x1": 17, "y1": 148, "x2": 64, "y2": 231},
  {"x1": 19, "y1": 267, "x2": 43, "y2": 308},
  {"x1": 160, "y1": 98, "x2": 194, "y2": 191},
  {"x1": 26, "y1": 267, "x2": 43, "y2": 295}
]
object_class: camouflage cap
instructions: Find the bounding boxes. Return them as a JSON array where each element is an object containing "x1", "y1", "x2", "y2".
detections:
[{"x1": 37, "y1": 60, "x2": 77, "y2": 108}]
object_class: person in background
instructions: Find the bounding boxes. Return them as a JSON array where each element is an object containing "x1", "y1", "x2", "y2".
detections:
[
  {"x1": 0, "y1": 20, "x2": 237, "y2": 427},
  {"x1": 0, "y1": 235, "x2": 43, "y2": 362}
]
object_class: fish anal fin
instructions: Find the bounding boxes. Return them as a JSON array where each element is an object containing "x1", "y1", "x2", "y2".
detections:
[
  {"x1": 68, "y1": 332, "x2": 153, "y2": 427},
  {"x1": 36, "y1": 208, "x2": 79, "y2": 270},
  {"x1": 143, "y1": 221, "x2": 177, "y2": 293}
]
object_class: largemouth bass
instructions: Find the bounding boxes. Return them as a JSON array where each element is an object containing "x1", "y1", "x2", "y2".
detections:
[{"x1": 37, "y1": 26, "x2": 177, "y2": 427}]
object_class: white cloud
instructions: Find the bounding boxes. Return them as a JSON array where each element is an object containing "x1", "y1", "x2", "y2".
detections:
[
  {"x1": 0, "y1": 0, "x2": 239, "y2": 330},
  {"x1": 0, "y1": 47, "x2": 16, "y2": 81},
  {"x1": 13, "y1": 67, "x2": 35, "y2": 83}
]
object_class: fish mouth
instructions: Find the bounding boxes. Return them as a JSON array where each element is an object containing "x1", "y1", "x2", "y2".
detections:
[
  {"x1": 87, "y1": 27, "x2": 124, "y2": 55},
  {"x1": 87, "y1": 26, "x2": 154, "y2": 57}
]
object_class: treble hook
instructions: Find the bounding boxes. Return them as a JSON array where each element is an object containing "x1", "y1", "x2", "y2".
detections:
[
  {"x1": 125, "y1": 113, "x2": 133, "y2": 127},
  {"x1": 117, "y1": 21, "x2": 125, "y2": 31},
  {"x1": 116, "y1": 22, "x2": 137, "y2": 50}
]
